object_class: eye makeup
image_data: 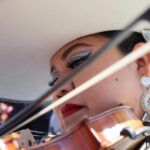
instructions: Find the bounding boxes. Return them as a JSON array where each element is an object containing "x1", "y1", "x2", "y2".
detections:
[
  {"x1": 49, "y1": 71, "x2": 60, "y2": 86},
  {"x1": 67, "y1": 49, "x2": 92, "y2": 69},
  {"x1": 48, "y1": 77, "x2": 59, "y2": 86},
  {"x1": 49, "y1": 49, "x2": 92, "y2": 86}
]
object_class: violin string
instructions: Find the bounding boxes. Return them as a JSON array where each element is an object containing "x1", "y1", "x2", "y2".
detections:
[
  {"x1": 0, "y1": 8, "x2": 149, "y2": 136},
  {"x1": 8, "y1": 42, "x2": 150, "y2": 134},
  {"x1": 16, "y1": 129, "x2": 47, "y2": 135},
  {"x1": 31, "y1": 135, "x2": 43, "y2": 137},
  {"x1": 30, "y1": 130, "x2": 48, "y2": 135}
]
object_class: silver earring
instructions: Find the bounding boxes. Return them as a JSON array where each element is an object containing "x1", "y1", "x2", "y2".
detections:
[{"x1": 140, "y1": 76, "x2": 150, "y2": 121}]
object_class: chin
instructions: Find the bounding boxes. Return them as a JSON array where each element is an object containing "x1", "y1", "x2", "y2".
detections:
[{"x1": 61, "y1": 108, "x2": 88, "y2": 131}]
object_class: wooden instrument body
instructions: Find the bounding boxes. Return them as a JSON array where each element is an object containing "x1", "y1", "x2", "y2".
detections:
[{"x1": 29, "y1": 106, "x2": 144, "y2": 150}]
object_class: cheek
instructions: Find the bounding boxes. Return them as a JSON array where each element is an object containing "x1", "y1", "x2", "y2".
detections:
[
  {"x1": 73, "y1": 51, "x2": 117, "y2": 86},
  {"x1": 73, "y1": 63, "x2": 102, "y2": 86},
  {"x1": 73, "y1": 63, "x2": 142, "y2": 114},
  {"x1": 72, "y1": 62, "x2": 119, "y2": 114},
  {"x1": 79, "y1": 78, "x2": 119, "y2": 114}
]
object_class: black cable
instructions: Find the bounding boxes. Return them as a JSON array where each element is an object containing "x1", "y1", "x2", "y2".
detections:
[{"x1": 0, "y1": 7, "x2": 149, "y2": 136}]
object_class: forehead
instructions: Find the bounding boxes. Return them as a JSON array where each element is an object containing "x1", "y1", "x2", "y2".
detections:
[{"x1": 50, "y1": 34, "x2": 108, "y2": 63}]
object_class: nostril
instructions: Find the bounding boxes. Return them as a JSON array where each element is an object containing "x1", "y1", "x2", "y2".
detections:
[
  {"x1": 62, "y1": 89, "x2": 68, "y2": 94},
  {"x1": 56, "y1": 94, "x2": 63, "y2": 98},
  {"x1": 56, "y1": 89, "x2": 68, "y2": 99}
]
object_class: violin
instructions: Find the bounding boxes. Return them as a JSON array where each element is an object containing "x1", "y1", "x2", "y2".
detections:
[
  {"x1": 0, "y1": 133, "x2": 23, "y2": 150},
  {"x1": 0, "y1": 106, "x2": 149, "y2": 150},
  {"x1": 26, "y1": 106, "x2": 145, "y2": 150}
]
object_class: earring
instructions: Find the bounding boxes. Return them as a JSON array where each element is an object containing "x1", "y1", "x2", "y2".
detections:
[{"x1": 140, "y1": 76, "x2": 150, "y2": 121}]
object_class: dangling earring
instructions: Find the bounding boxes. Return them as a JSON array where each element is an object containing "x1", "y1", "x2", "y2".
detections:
[
  {"x1": 140, "y1": 29, "x2": 150, "y2": 121},
  {"x1": 140, "y1": 76, "x2": 150, "y2": 121}
]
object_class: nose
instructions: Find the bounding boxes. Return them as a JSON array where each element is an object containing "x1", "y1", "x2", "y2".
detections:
[{"x1": 55, "y1": 82, "x2": 75, "y2": 99}]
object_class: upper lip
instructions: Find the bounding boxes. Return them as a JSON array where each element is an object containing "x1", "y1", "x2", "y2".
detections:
[{"x1": 61, "y1": 103, "x2": 85, "y2": 118}]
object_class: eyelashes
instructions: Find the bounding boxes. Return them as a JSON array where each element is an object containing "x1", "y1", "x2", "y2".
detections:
[
  {"x1": 48, "y1": 71, "x2": 60, "y2": 86},
  {"x1": 48, "y1": 77, "x2": 59, "y2": 86},
  {"x1": 67, "y1": 49, "x2": 92, "y2": 69}
]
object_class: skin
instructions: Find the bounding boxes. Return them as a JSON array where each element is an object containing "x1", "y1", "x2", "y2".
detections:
[{"x1": 50, "y1": 34, "x2": 149, "y2": 131}]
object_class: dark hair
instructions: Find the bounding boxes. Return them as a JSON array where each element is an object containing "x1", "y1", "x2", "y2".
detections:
[{"x1": 96, "y1": 30, "x2": 146, "y2": 55}]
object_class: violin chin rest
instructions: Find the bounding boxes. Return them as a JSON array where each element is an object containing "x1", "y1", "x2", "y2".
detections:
[{"x1": 120, "y1": 126, "x2": 150, "y2": 139}]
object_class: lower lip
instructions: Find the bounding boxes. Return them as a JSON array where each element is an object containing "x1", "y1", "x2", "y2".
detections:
[{"x1": 61, "y1": 107, "x2": 83, "y2": 118}]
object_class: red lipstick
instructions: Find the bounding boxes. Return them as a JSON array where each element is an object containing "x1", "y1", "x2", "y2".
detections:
[{"x1": 61, "y1": 104, "x2": 84, "y2": 118}]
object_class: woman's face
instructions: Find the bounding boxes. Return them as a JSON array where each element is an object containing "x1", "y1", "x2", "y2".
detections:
[{"x1": 50, "y1": 35, "x2": 143, "y2": 130}]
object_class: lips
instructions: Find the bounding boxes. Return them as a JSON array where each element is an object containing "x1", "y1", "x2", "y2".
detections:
[{"x1": 61, "y1": 104, "x2": 84, "y2": 118}]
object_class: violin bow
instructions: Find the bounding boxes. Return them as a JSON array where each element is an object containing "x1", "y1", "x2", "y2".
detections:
[{"x1": 0, "y1": 7, "x2": 149, "y2": 136}]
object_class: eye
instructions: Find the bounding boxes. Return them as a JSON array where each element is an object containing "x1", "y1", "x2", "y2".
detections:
[
  {"x1": 67, "y1": 50, "x2": 91, "y2": 69},
  {"x1": 48, "y1": 77, "x2": 59, "y2": 86},
  {"x1": 48, "y1": 71, "x2": 60, "y2": 86}
]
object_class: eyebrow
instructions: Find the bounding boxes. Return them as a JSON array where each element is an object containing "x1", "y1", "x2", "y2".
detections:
[{"x1": 62, "y1": 43, "x2": 92, "y2": 60}]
